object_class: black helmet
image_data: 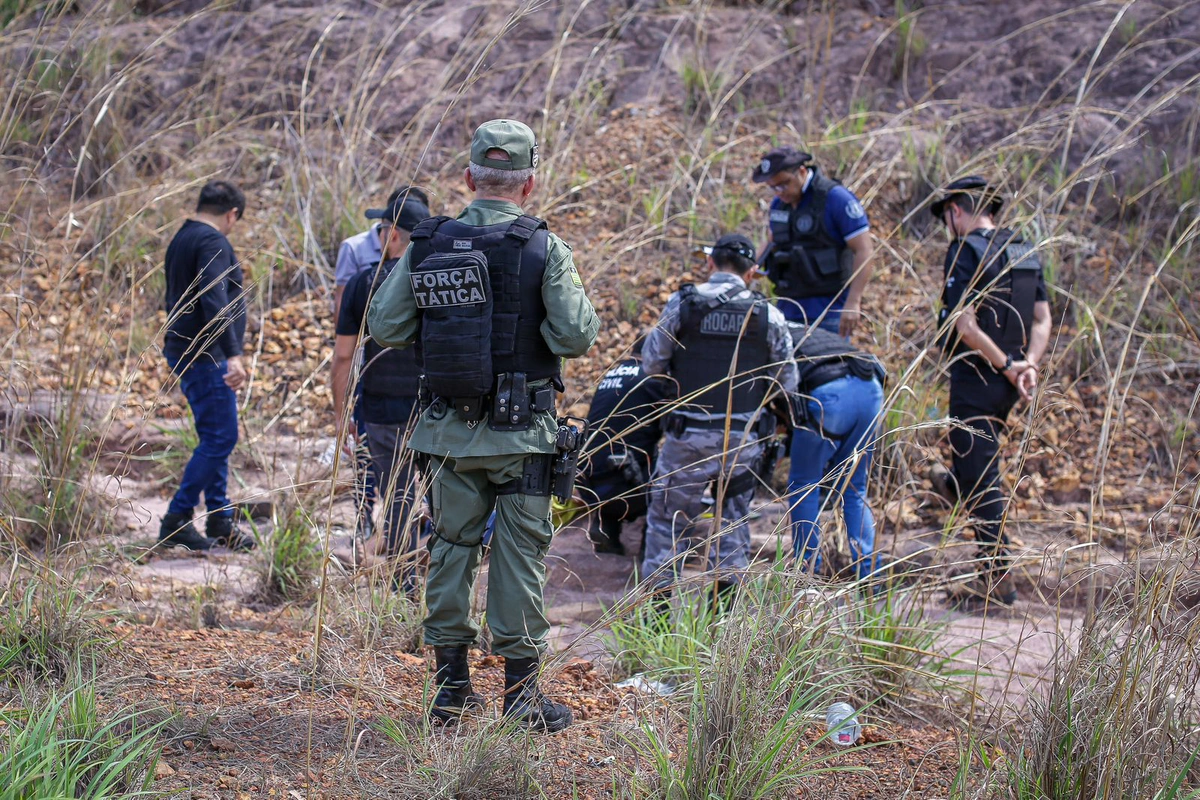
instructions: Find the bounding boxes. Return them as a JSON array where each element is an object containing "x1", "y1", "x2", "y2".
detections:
[{"x1": 930, "y1": 175, "x2": 1003, "y2": 221}]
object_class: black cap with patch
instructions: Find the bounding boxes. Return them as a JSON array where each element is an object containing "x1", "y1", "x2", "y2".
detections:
[
  {"x1": 702, "y1": 233, "x2": 757, "y2": 263},
  {"x1": 930, "y1": 175, "x2": 1003, "y2": 220},
  {"x1": 751, "y1": 146, "x2": 813, "y2": 183}
]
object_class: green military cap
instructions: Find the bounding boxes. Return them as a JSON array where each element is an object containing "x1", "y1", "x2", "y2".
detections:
[{"x1": 471, "y1": 119, "x2": 540, "y2": 171}]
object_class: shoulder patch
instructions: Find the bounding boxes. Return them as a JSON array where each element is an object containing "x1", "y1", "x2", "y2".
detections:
[
  {"x1": 846, "y1": 200, "x2": 866, "y2": 219},
  {"x1": 569, "y1": 264, "x2": 583, "y2": 287}
]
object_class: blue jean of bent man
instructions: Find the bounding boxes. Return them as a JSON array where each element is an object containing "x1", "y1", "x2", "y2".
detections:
[
  {"x1": 787, "y1": 374, "x2": 883, "y2": 579},
  {"x1": 166, "y1": 354, "x2": 239, "y2": 521}
]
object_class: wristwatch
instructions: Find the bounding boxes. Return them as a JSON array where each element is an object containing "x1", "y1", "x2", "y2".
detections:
[{"x1": 1000, "y1": 354, "x2": 1014, "y2": 373}]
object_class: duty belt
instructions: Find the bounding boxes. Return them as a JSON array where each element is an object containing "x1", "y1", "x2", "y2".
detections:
[
  {"x1": 666, "y1": 413, "x2": 775, "y2": 438},
  {"x1": 799, "y1": 361, "x2": 852, "y2": 393},
  {"x1": 430, "y1": 385, "x2": 555, "y2": 423}
]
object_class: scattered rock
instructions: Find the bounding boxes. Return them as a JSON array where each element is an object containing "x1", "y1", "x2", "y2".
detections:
[{"x1": 209, "y1": 736, "x2": 237, "y2": 752}]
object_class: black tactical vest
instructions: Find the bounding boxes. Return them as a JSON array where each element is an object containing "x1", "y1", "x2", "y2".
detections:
[
  {"x1": 766, "y1": 169, "x2": 854, "y2": 299},
  {"x1": 670, "y1": 283, "x2": 772, "y2": 416},
  {"x1": 787, "y1": 322, "x2": 885, "y2": 393},
  {"x1": 361, "y1": 258, "x2": 421, "y2": 398},
  {"x1": 407, "y1": 214, "x2": 557, "y2": 398},
  {"x1": 955, "y1": 228, "x2": 1043, "y2": 356}
]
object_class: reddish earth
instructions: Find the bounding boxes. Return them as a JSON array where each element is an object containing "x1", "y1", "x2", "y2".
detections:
[{"x1": 101, "y1": 624, "x2": 967, "y2": 798}]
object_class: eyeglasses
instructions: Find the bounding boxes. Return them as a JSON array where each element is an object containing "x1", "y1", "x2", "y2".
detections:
[{"x1": 766, "y1": 177, "x2": 790, "y2": 194}]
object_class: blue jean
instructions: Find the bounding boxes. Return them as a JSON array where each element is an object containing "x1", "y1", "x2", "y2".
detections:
[
  {"x1": 787, "y1": 374, "x2": 883, "y2": 579},
  {"x1": 166, "y1": 354, "x2": 239, "y2": 519}
]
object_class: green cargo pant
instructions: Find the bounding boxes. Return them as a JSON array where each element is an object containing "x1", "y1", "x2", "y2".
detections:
[{"x1": 423, "y1": 452, "x2": 554, "y2": 660}]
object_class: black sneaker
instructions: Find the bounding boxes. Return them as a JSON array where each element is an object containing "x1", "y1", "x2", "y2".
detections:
[
  {"x1": 205, "y1": 515, "x2": 256, "y2": 552},
  {"x1": 157, "y1": 512, "x2": 213, "y2": 551}
]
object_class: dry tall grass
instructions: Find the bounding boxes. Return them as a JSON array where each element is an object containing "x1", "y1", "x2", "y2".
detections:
[{"x1": 0, "y1": 0, "x2": 1198, "y2": 796}]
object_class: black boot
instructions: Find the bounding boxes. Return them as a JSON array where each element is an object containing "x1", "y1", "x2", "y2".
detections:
[
  {"x1": 157, "y1": 512, "x2": 213, "y2": 551},
  {"x1": 710, "y1": 580, "x2": 738, "y2": 615},
  {"x1": 643, "y1": 586, "x2": 673, "y2": 624},
  {"x1": 502, "y1": 657, "x2": 573, "y2": 733},
  {"x1": 205, "y1": 515, "x2": 256, "y2": 552},
  {"x1": 587, "y1": 515, "x2": 626, "y2": 556},
  {"x1": 429, "y1": 646, "x2": 483, "y2": 723}
]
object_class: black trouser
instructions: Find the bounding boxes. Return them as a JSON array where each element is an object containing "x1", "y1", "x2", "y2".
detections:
[{"x1": 948, "y1": 362, "x2": 1019, "y2": 574}]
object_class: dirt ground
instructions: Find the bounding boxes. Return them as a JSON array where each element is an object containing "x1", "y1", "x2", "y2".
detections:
[{"x1": 61, "y1": 432, "x2": 1090, "y2": 797}]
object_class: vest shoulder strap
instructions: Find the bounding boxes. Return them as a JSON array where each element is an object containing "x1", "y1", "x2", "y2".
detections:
[
  {"x1": 963, "y1": 230, "x2": 1004, "y2": 267},
  {"x1": 409, "y1": 216, "x2": 451, "y2": 241},
  {"x1": 505, "y1": 214, "x2": 547, "y2": 243},
  {"x1": 407, "y1": 217, "x2": 453, "y2": 274},
  {"x1": 369, "y1": 257, "x2": 399, "y2": 293}
]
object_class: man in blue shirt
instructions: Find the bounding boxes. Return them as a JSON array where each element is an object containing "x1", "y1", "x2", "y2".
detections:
[{"x1": 752, "y1": 147, "x2": 875, "y2": 337}]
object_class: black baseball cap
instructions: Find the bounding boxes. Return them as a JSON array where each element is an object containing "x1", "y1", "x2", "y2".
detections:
[
  {"x1": 365, "y1": 186, "x2": 430, "y2": 231},
  {"x1": 930, "y1": 175, "x2": 1003, "y2": 220},
  {"x1": 701, "y1": 233, "x2": 757, "y2": 262},
  {"x1": 752, "y1": 146, "x2": 813, "y2": 183}
]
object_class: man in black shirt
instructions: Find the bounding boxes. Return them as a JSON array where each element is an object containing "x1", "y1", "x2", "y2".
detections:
[
  {"x1": 332, "y1": 192, "x2": 430, "y2": 595},
  {"x1": 159, "y1": 181, "x2": 254, "y2": 552},
  {"x1": 579, "y1": 338, "x2": 671, "y2": 556},
  {"x1": 932, "y1": 176, "x2": 1052, "y2": 608}
]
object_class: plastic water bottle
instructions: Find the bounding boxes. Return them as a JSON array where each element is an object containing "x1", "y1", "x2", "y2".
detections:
[
  {"x1": 825, "y1": 702, "x2": 861, "y2": 746},
  {"x1": 317, "y1": 441, "x2": 338, "y2": 467}
]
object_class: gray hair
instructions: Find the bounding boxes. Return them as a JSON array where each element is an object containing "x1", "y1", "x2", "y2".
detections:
[{"x1": 468, "y1": 161, "x2": 535, "y2": 195}]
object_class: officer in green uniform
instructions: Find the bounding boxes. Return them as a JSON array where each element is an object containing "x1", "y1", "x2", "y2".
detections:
[{"x1": 368, "y1": 119, "x2": 599, "y2": 733}]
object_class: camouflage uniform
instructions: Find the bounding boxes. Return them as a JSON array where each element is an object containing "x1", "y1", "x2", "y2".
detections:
[{"x1": 640, "y1": 272, "x2": 797, "y2": 589}]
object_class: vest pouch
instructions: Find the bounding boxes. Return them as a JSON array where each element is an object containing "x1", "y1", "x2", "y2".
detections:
[
  {"x1": 765, "y1": 248, "x2": 792, "y2": 287},
  {"x1": 786, "y1": 246, "x2": 843, "y2": 298},
  {"x1": 490, "y1": 372, "x2": 533, "y2": 432},
  {"x1": 810, "y1": 247, "x2": 842, "y2": 279},
  {"x1": 410, "y1": 250, "x2": 493, "y2": 398},
  {"x1": 789, "y1": 246, "x2": 820, "y2": 283}
]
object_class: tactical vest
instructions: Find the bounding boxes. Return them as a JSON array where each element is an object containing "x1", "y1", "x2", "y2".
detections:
[
  {"x1": 406, "y1": 214, "x2": 557, "y2": 399},
  {"x1": 361, "y1": 258, "x2": 421, "y2": 398},
  {"x1": 766, "y1": 169, "x2": 854, "y2": 299},
  {"x1": 950, "y1": 228, "x2": 1044, "y2": 357},
  {"x1": 788, "y1": 322, "x2": 885, "y2": 393},
  {"x1": 670, "y1": 283, "x2": 772, "y2": 416}
]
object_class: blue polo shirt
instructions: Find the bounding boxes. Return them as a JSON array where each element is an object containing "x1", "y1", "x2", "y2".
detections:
[
  {"x1": 768, "y1": 172, "x2": 870, "y2": 327},
  {"x1": 334, "y1": 225, "x2": 384, "y2": 287}
]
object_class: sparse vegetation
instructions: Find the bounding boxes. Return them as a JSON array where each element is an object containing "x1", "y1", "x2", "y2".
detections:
[
  {"x1": 0, "y1": 685, "x2": 167, "y2": 800},
  {"x1": 0, "y1": 0, "x2": 1197, "y2": 795}
]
